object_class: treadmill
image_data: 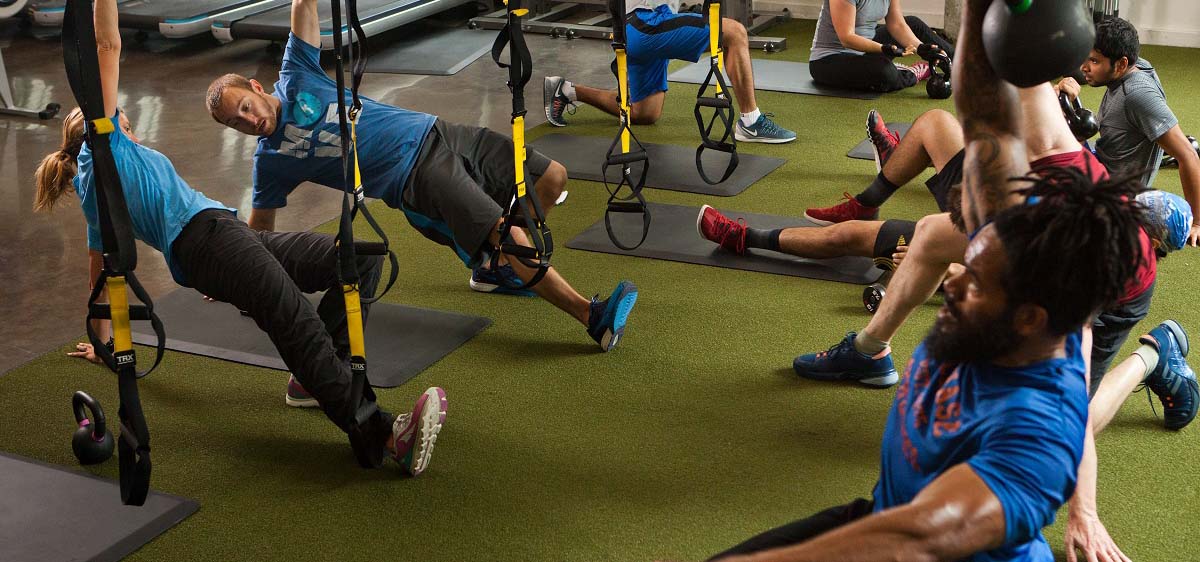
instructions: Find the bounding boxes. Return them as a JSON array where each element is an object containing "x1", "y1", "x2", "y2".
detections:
[
  {"x1": 30, "y1": 0, "x2": 134, "y2": 27},
  {"x1": 213, "y1": 0, "x2": 473, "y2": 50},
  {"x1": 115, "y1": 0, "x2": 293, "y2": 38}
]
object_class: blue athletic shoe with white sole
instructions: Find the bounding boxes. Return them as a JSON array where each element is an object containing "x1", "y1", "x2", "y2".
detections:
[
  {"x1": 793, "y1": 332, "x2": 899, "y2": 388},
  {"x1": 587, "y1": 281, "x2": 638, "y2": 352},
  {"x1": 1140, "y1": 320, "x2": 1198, "y2": 431},
  {"x1": 470, "y1": 264, "x2": 536, "y2": 297},
  {"x1": 734, "y1": 113, "x2": 796, "y2": 144}
]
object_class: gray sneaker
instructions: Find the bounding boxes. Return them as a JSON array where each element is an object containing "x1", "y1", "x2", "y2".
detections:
[
  {"x1": 544, "y1": 76, "x2": 574, "y2": 127},
  {"x1": 735, "y1": 113, "x2": 796, "y2": 144}
]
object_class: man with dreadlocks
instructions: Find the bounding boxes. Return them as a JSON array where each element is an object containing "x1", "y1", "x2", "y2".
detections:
[{"x1": 704, "y1": 1, "x2": 1148, "y2": 559}]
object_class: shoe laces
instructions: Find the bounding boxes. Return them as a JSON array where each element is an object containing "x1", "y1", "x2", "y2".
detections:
[
  {"x1": 756, "y1": 112, "x2": 785, "y2": 136},
  {"x1": 818, "y1": 332, "x2": 856, "y2": 359},
  {"x1": 553, "y1": 97, "x2": 577, "y2": 117},
  {"x1": 711, "y1": 213, "x2": 747, "y2": 254}
]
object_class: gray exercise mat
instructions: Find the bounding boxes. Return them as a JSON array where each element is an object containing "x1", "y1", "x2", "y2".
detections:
[
  {"x1": 566, "y1": 203, "x2": 885, "y2": 285},
  {"x1": 668, "y1": 59, "x2": 882, "y2": 100},
  {"x1": 847, "y1": 122, "x2": 911, "y2": 160},
  {"x1": 0, "y1": 452, "x2": 198, "y2": 562},
  {"x1": 530, "y1": 133, "x2": 784, "y2": 197},
  {"x1": 131, "y1": 288, "x2": 490, "y2": 388},
  {"x1": 368, "y1": 27, "x2": 494, "y2": 76}
]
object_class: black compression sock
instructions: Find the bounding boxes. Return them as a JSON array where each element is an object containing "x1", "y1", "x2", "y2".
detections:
[
  {"x1": 746, "y1": 228, "x2": 782, "y2": 251},
  {"x1": 855, "y1": 173, "x2": 901, "y2": 208}
]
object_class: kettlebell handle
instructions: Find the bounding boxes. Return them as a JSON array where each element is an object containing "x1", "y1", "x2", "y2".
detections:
[
  {"x1": 1058, "y1": 91, "x2": 1084, "y2": 116},
  {"x1": 73, "y1": 391, "x2": 107, "y2": 441}
]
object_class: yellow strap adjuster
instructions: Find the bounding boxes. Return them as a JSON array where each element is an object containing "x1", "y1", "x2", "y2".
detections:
[{"x1": 91, "y1": 117, "x2": 115, "y2": 134}]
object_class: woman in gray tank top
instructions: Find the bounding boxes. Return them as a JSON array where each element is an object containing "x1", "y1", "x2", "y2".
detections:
[{"x1": 808, "y1": 0, "x2": 953, "y2": 93}]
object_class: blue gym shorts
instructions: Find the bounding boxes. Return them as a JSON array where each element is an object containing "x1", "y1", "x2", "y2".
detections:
[{"x1": 626, "y1": 5, "x2": 711, "y2": 103}]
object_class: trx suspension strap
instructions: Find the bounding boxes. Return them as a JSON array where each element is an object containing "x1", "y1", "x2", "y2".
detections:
[
  {"x1": 693, "y1": 0, "x2": 739, "y2": 185},
  {"x1": 489, "y1": 0, "x2": 553, "y2": 289},
  {"x1": 330, "y1": 0, "x2": 400, "y2": 468},
  {"x1": 601, "y1": 0, "x2": 650, "y2": 250},
  {"x1": 62, "y1": 0, "x2": 167, "y2": 506}
]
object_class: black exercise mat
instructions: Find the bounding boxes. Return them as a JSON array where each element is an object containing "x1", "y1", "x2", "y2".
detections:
[
  {"x1": 131, "y1": 288, "x2": 490, "y2": 388},
  {"x1": 847, "y1": 122, "x2": 911, "y2": 160},
  {"x1": 530, "y1": 133, "x2": 784, "y2": 197},
  {"x1": 566, "y1": 203, "x2": 885, "y2": 285},
  {"x1": 0, "y1": 452, "x2": 197, "y2": 562},
  {"x1": 668, "y1": 59, "x2": 882, "y2": 100},
  {"x1": 368, "y1": 27, "x2": 494, "y2": 76}
]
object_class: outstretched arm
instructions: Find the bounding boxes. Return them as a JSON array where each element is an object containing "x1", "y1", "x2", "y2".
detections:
[
  {"x1": 95, "y1": 0, "x2": 120, "y2": 117},
  {"x1": 715, "y1": 465, "x2": 1005, "y2": 562},
  {"x1": 1156, "y1": 125, "x2": 1200, "y2": 246},
  {"x1": 954, "y1": 0, "x2": 1030, "y2": 233},
  {"x1": 291, "y1": 0, "x2": 321, "y2": 49}
]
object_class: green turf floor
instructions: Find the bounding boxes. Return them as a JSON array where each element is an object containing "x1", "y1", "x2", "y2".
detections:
[{"x1": 3, "y1": 20, "x2": 1199, "y2": 561}]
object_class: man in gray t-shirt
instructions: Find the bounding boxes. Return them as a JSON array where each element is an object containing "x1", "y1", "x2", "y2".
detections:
[{"x1": 1058, "y1": 17, "x2": 1200, "y2": 246}]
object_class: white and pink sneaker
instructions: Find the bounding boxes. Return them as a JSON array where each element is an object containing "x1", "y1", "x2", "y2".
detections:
[{"x1": 391, "y1": 387, "x2": 448, "y2": 476}]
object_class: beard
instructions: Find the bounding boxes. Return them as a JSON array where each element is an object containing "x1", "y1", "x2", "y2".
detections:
[{"x1": 926, "y1": 296, "x2": 1023, "y2": 364}]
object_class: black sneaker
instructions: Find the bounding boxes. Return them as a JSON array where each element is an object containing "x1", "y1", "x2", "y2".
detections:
[{"x1": 544, "y1": 76, "x2": 574, "y2": 127}]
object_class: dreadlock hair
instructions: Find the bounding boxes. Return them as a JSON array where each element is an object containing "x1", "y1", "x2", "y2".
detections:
[{"x1": 990, "y1": 166, "x2": 1148, "y2": 336}]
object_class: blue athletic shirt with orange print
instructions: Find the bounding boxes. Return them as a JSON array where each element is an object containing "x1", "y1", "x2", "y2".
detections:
[{"x1": 873, "y1": 332, "x2": 1087, "y2": 561}]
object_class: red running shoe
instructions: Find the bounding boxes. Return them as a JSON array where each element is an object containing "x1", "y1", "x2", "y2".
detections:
[
  {"x1": 804, "y1": 193, "x2": 880, "y2": 226},
  {"x1": 866, "y1": 109, "x2": 900, "y2": 172},
  {"x1": 696, "y1": 205, "x2": 748, "y2": 255}
]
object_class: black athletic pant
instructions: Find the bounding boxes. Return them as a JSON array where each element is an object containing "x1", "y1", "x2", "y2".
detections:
[
  {"x1": 1090, "y1": 280, "x2": 1156, "y2": 395},
  {"x1": 809, "y1": 16, "x2": 954, "y2": 93},
  {"x1": 708, "y1": 499, "x2": 874, "y2": 560},
  {"x1": 172, "y1": 209, "x2": 390, "y2": 435}
]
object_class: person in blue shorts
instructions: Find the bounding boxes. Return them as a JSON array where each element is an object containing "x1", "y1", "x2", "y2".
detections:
[
  {"x1": 205, "y1": 0, "x2": 640, "y2": 391},
  {"x1": 37, "y1": 0, "x2": 447, "y2": 477},
  {"x1": 543, "y1": 0, "x2": 796, "y2": 143},
  {"x1": 703, "y1": 2, "x2": 1147, "y2": 559}
]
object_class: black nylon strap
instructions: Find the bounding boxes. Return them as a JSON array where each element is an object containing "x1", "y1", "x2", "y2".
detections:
[
  {"x1": 693, "y1": 0, "x2": 739, "y2": 185},
  {"x1": 488, "y1": 0, "x2": 553, "y2": 290},
  {"x1": 63, "y1": 0, "x2": 160, "y2": 507},
  {"x1": 602, "y1": 0, "x2": 650, "y2": 251}
]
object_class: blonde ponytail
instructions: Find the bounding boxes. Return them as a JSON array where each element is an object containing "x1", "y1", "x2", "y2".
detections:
[{"x1": 33, "y1": 107, "x2": 85, "y2": 212}]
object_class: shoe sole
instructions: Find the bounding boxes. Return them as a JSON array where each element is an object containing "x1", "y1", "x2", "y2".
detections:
[
  {"x1": 405, "y1": 387, "x2": 448, "y2": 477},
  {"x1": 734, "y1": 132, "x2": 796, "y2": 144},
  {"x1": 793, "y1": 359, "x2": 899, "y2": 388},
  {"x1": 469, "y1": 277, "x2": 536, "y2": 297},
  {"x1": 803, "y1": 212, "x2": 836, "y2": 227},
  {"x1": 544, "y1": 77, "x2": 566, "y2": 127},
  {"x1": 696, "y1": 205, "x2": 714, "y2": 240},
  {"x1": 285, "y1": 395, "x2": 320, "y2": 408},
  {"x1": 599, "y1": 283, "x2": 639, "y2": 352},
  {"x1": 867, "y1": 110, "x2": 885, "y2": 173}
]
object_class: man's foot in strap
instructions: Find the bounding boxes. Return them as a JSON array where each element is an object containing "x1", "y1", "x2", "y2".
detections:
[
  {"x1": 866, "y1": 109, "x2": 900, "y2": 171},
  {"x1": 735, "y1": 113, "x2": 796, "y2": 144},
  {"x1": 587, "y1": 281, "x2": 638, "y2": 352},
  {"x1": 391, "y1": 387, "x2": 448, "y2": 476},
  {"x1": 792, "y1": 332, "x2": 899, "y2": 388},
  {"x1": 285, "y1": 375, "x2": 320, "y2": 408},
  {"x1": 1139, "y1": 320, "x2": 1199, "y2": 431},
  {"x1": 696, "y1": 205, "x2": 747, "y2": 255},
  {"x1": 544, "y1": 76, "x2": 575, "y2": 127},
  {"x1": 471, "y1": 264, "x2": 536, "y2": 297},
  {"x1": 804, "y1": 192, "x2": 879, "y2": 226}
]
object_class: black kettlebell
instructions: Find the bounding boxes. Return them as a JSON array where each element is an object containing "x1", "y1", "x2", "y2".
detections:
[
  {"x1": 983, "y1": 0, "x2": 1096, "y2": 88},
  {"x1": 918, "y1": 44, "x2": 952, "y2": 100},
  {"x1": 1059, "y1": 92, "x2": 1099, "y2": 141},
  {"x1": 72, "y1": 391, "x2": 115, "y2": 465}
]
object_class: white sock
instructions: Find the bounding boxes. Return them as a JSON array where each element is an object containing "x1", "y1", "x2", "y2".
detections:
[
  {"x1": 740, "y1": 108, "x2": 761, "y2": 127},
  {"x1": 562, "y1": 81, "x2": 577, "y2": 102},
  {"x1": 854, "y1": 330, "x2": 889, "y2": 356},
  {"x1": 1133, "y1": 344, "x2": 1160, "y2": 381}
]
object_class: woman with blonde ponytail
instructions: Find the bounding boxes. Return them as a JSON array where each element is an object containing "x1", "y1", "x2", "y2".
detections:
[{"x1": 56, "y1": 0, "x2": 448, "y2": 477}]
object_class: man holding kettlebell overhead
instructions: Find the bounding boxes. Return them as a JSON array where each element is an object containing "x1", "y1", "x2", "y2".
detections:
[{"x1": 1057, "y1": 17, "x2": 1200, "y2": 246}]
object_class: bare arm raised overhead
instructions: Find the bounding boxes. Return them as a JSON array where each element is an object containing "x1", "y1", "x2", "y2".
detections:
[
  {"x1": 291, "y1": 0, "x2": 322, "y2": 49},
  {"x1": 95, "y1": 0, "x2": 120, "y2": 116}
]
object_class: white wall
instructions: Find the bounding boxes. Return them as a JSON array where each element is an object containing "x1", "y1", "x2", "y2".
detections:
[{"x1": 756, "y1": 1, "x2": 1200, "y2": 48}]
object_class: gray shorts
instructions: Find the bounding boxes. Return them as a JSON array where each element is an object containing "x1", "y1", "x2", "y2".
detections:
[{"x1": 400, "y1": 119, "x2": 553, "y2": 268}]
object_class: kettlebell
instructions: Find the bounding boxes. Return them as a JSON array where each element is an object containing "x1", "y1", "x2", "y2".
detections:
[
  {"x1": 1059, "y1": 92, "x2": 1099, "y2": 141},
  {"x1": 918, "y1": 44, "x2": 952, "y2": 100},
  {"x1": 1161, "y1": 136, "x2": 1199, "y2": 168},
  {"x1": 863, "y1": 283, "x2": 886, "y2": 314},
  {"x1": 983, "y1": 0, "x2": 1096, "y2": 88},
  {"x1": 72, "y1": 391, "x2": 115, "y2": 465}
]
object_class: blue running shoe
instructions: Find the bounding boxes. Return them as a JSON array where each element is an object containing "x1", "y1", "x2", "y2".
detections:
[
  {"x1": 587, "y1": 281, "x2": 638, "y2": 352},
  {"x1": 734, "y1": 113, "x2": 797, "y2": 144},
  {"x1": 470, "y1": 264, "x2": 536, "y2": 297},
  {"x1": 1139, "y1": 320, "x2": 1198, "y2": 431},
  {"x1": 793, "y1": 332, "x2": 899, "y2": 388}
]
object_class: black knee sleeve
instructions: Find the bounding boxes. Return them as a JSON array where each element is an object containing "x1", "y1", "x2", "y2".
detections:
[{"x1": 873, "y1": 220, "x2": 917, "y2": 270}]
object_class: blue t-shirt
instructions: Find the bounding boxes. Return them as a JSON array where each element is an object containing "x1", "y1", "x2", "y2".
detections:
[
  {"x1": 873, "y1": 333, "x2": 1088, "y2": 561},
  {"x1": 252, "y1": 34, "x2": 437, "y2": 210},
  {"x1": 76, "y1": 111, "x2": 233, "y2": 284}
]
